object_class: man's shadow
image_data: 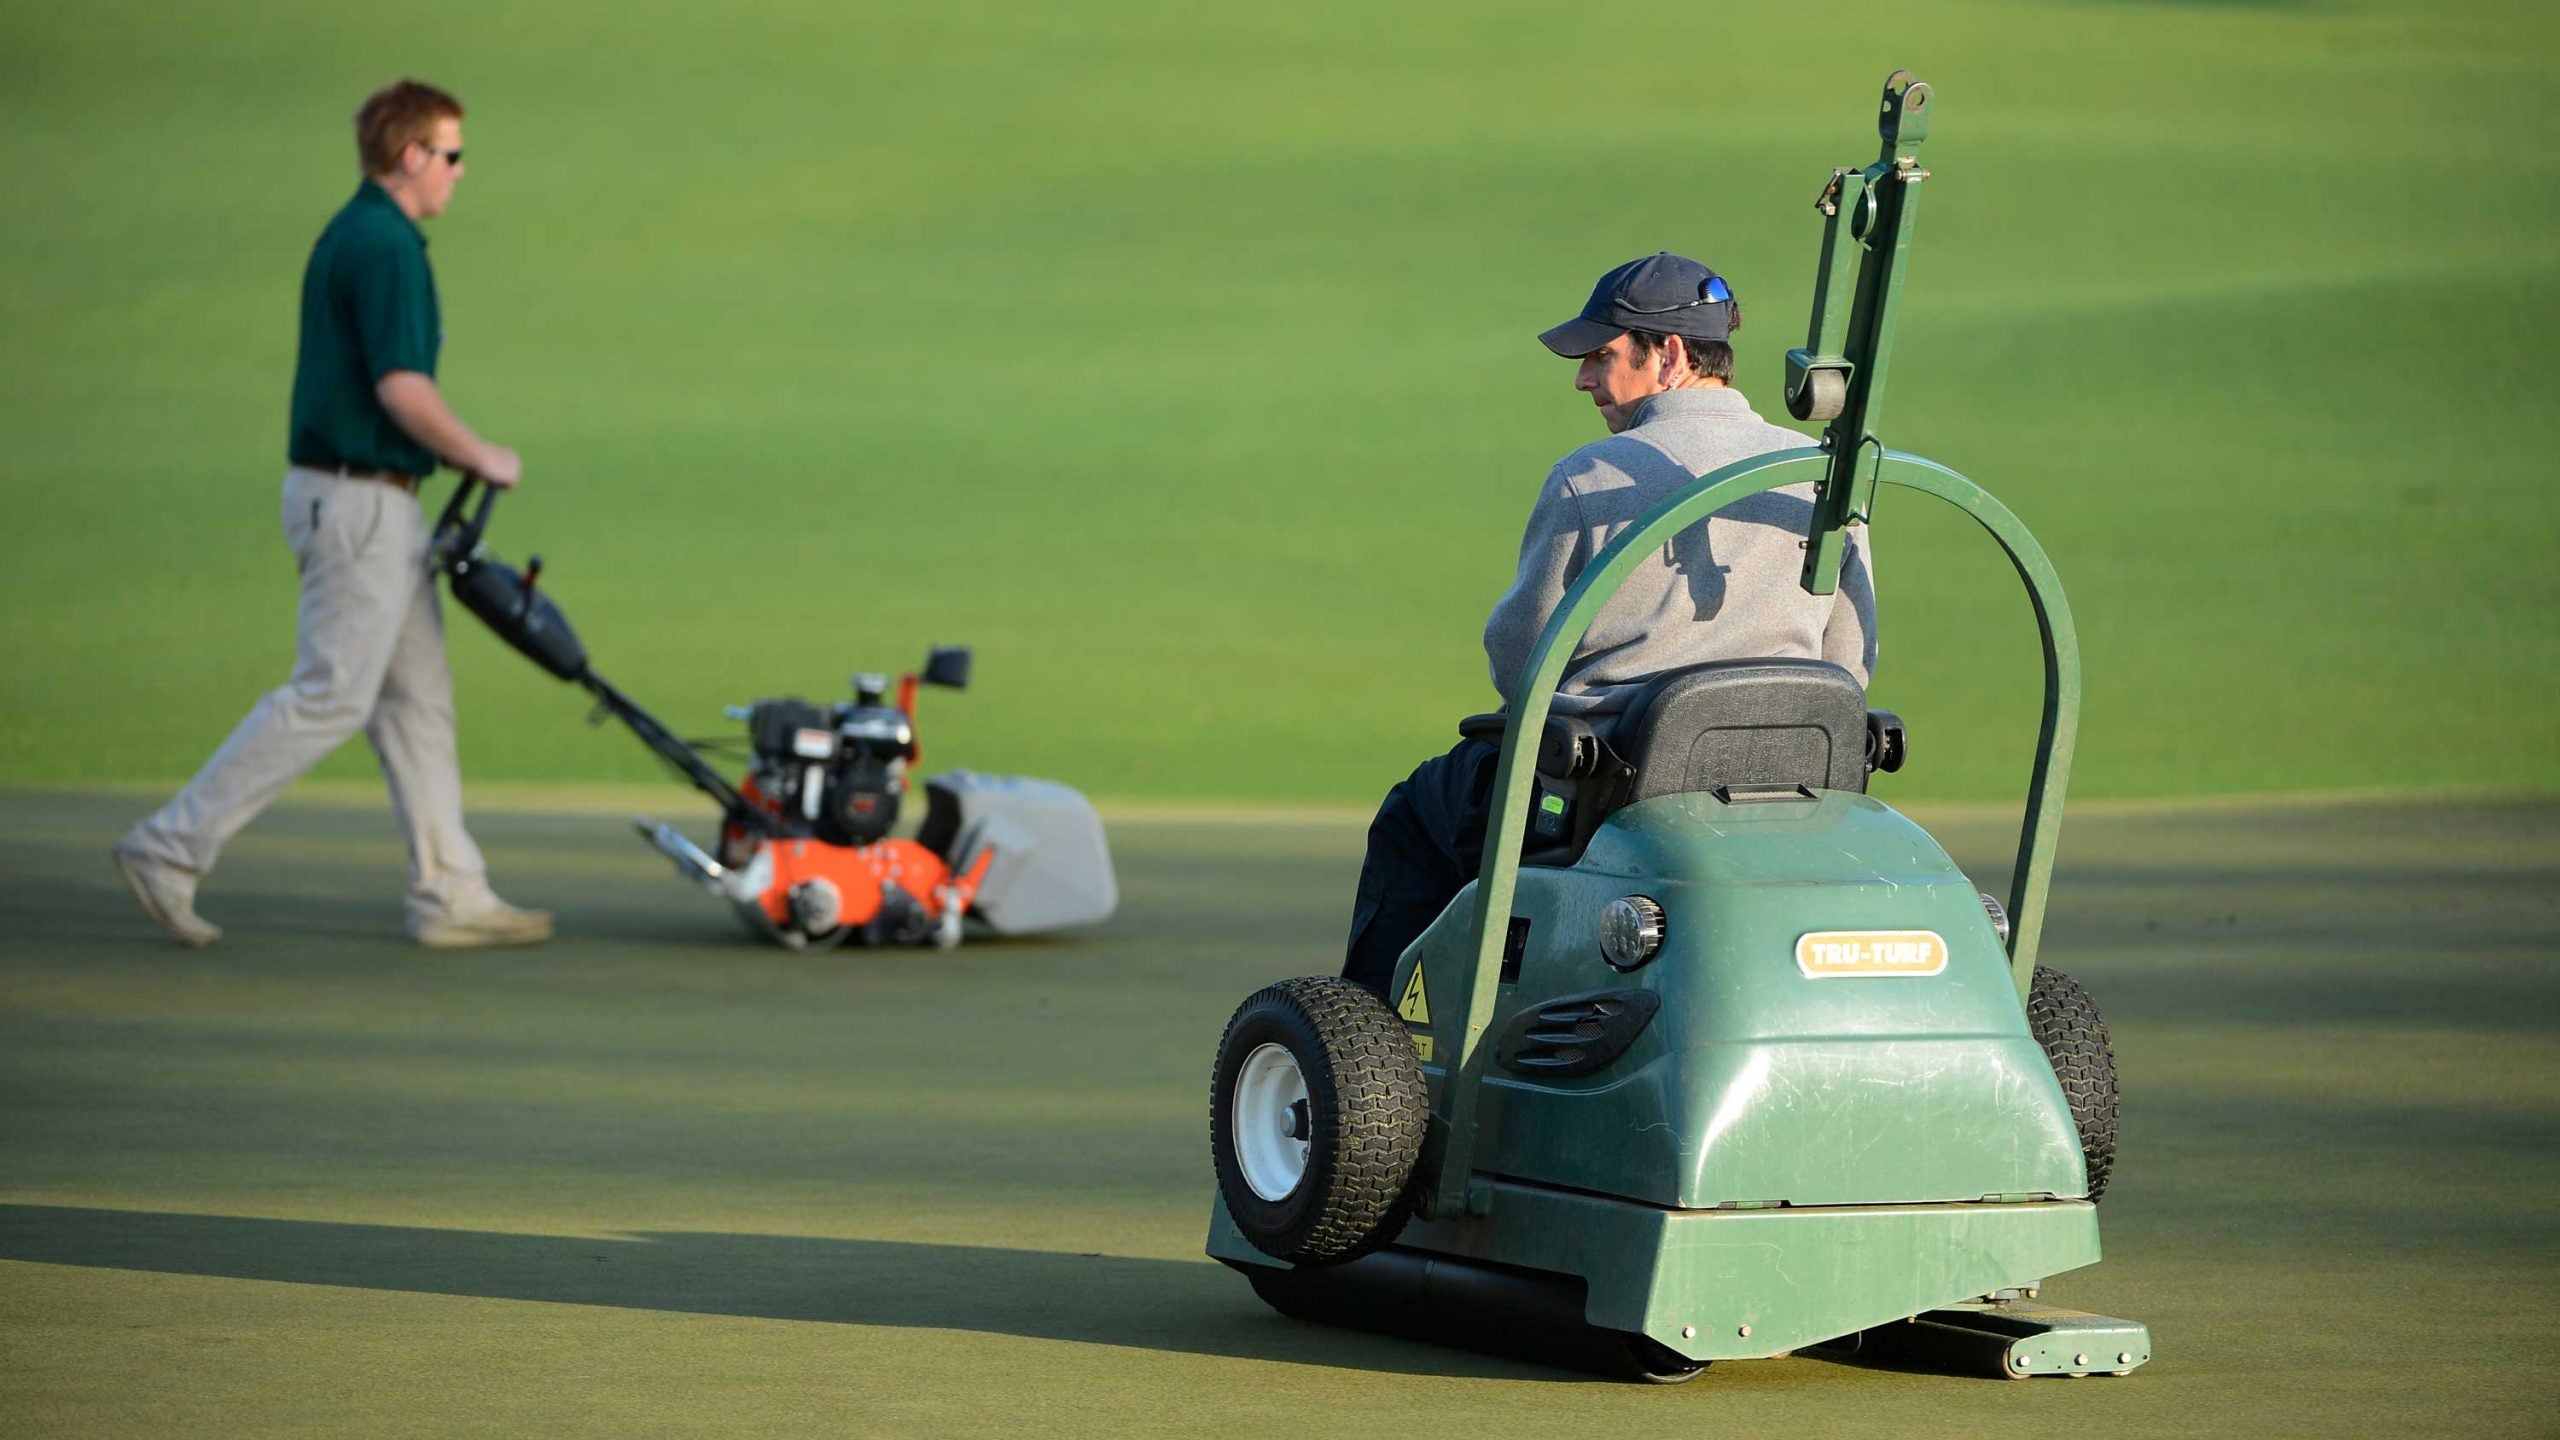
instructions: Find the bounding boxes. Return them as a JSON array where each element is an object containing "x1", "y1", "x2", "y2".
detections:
[{"x1": 0, "y1": 1204, "x2": 1561, "y2": 1380}]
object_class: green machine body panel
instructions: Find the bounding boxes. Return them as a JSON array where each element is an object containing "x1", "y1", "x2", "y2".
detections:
[{"x1": 1386, "y1": 789, "x2": 2088, "y2": 1213}]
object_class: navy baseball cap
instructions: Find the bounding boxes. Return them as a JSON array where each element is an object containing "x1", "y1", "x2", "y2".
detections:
[{"x1": 1538, "y1": 252, "x2": 1736, "y2": 357}]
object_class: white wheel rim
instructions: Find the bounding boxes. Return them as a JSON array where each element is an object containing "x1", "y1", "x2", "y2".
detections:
[{"x1": 1231, "y1": 1042, "x2": 1312, "y2": 1202}]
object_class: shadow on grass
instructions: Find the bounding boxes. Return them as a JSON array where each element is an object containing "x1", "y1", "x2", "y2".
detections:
[{"x1": 0, "y1": 1205, "x2": 1560, "y2": 1381}]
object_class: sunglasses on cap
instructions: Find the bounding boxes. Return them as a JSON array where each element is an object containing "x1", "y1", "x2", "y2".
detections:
[{"x1": 1613, "y1": 273, "x2": 1734, "y2": 316}]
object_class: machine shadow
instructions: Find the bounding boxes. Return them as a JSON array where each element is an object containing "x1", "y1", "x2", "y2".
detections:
[
  {"x1": 549, "y1": 902, "x2": 1095, "y2": 954},
  {"x1": 0, "y1": 1205, "x2": 1557, "y2": 1381}
]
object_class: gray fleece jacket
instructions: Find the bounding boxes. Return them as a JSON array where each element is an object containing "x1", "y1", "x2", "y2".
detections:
[{"x1": 1482, "y1": 386, "x2": 1877, "y2": 722}]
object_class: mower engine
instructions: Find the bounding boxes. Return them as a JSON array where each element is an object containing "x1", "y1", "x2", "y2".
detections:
[
  {"x1": 637, "y1": 646, "x2": 1119, "y2": 952},
  {"x1": 731, "y1": 676, "x2": 918, "y2": 855}
]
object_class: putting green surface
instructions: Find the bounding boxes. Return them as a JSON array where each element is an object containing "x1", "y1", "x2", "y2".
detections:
[
  {"x1": 5, "y1": 0, "x2": 2558, "y2": 801},
  {"x1": 4, "y1": 788, "x2": 2553, "y2": 1437}
]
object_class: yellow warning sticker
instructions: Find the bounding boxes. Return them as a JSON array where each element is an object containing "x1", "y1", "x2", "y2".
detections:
[
  {"x1": 1795, "y1": 930, "x2": 1949, "y2": 978},
  {"x1": 1396, "y1": 963, "x2": 1432, "y2": 1024}
]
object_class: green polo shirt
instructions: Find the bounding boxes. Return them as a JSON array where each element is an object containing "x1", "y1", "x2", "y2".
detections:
[{"x1": 285, "y1": 179, "x2": 442, "y2": 477}]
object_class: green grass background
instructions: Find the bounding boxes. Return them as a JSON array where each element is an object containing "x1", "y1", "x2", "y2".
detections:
[{"x1": 5, "y1": 0, "x2": 2558, "y2": 802}]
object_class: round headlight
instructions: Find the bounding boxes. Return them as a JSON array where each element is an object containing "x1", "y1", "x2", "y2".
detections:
[{"x1": 1599, "y1": 895, "x2": 1666, "y2": 971}]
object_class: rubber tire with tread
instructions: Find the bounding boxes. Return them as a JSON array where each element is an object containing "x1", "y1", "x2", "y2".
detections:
[
  {"x1": 1212, "y1": 976, "x2": 1427, "y2": 1266},
  {"x1": 2027, "y1": 965, "x2": 2118, "y2": 1203}
]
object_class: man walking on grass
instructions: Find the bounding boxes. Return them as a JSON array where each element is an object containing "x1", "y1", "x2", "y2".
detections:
[{"x1": 114, "y1": 78, "x2": 550, "y2": 950}]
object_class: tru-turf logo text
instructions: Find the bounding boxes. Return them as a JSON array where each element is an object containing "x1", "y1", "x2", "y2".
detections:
[{"x1": 1795, "y1": 930, "x2": 1950, "y2": 978}]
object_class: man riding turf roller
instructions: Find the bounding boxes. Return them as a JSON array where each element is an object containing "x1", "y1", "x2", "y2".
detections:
[
  {"x1": 1341, "y1": 252, "x2": 1878, "y2": 995},
  {"x1": 112, "y1": 79, "x2": 551, "y2": 950}
]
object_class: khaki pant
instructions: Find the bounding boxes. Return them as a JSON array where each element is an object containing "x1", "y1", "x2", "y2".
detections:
[{"x1": 125, "y1": 466, "x2": 489, "y2": 928}]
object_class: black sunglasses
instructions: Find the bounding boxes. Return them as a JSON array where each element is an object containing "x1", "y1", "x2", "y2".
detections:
[{"x1": 1615, "y1": 273, "x2": 1734, "y2": 316}]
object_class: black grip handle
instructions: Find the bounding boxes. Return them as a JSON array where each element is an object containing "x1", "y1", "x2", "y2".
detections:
[
  {"x1": 438, "y1": 473, "x2": 501, "y2": 539},
  {"x1": 429, "y1": 473, "x2": 503, "y2": 569},
  {"x1": 432, "y1": 472, "x2": 477, "y2": 535},
  {"x1": 468, "y1": 474, "x2": 500, "y2": 539}
]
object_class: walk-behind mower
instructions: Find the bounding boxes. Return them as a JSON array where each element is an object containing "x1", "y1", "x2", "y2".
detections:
[
  {"x1": 1205, "y1": 72, "x2": 2149, "y2": 1383},
  {"x1": 427, "y1": 480, "x2": 1117, "y2": 950}
]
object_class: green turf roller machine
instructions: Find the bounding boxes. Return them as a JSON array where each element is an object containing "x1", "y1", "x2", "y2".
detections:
[{"x1": 1204, "y1": 71, "x2": 2150, "y2": 1383}]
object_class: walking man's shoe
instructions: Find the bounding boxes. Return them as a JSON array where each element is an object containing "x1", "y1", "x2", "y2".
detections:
[
  {"x1": 111, "y1": 841, "x2": 221, "y2": 948},
  {"x1": 413, "y1": 896, "x2": 554, "y2": 949}
]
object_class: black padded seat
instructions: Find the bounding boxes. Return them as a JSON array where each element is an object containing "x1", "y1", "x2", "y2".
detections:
[
  {"x1": 1613, "y1": 657, "x2": 1870, "y2": 804},
  {"x1": 1458, "y1": 658, "x2": 1883, "y2": 866}
]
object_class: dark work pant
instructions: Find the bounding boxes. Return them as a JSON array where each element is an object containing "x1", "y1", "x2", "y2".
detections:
[{"x1": 1342, "y1": 737, "x2": 1500, "y2": 997}]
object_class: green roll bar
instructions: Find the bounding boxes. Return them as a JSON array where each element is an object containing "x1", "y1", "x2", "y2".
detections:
[{"x1": 1423, "y1": 72, "x2": 2082, "y2": 1221}]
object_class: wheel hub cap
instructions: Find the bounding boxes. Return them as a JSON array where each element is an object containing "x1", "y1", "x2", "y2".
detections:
[{"x1": 1232, "y1": 1042, "x2": 1311, "y2": 1201}]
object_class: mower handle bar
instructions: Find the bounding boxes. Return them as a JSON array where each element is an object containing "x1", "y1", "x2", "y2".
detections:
[
  {"x1": 429, "y1": 471, "x2": 767, "y2": 834},
  {"x1": 431, "y1": 472, "x2": 502, "y2": 562}
]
